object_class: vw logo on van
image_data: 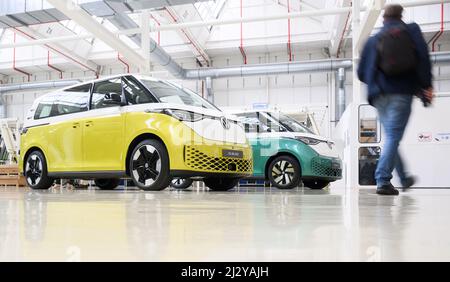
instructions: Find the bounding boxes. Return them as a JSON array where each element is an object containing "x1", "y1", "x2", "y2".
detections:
[{"x1": 220, "y1": 116, "x2": 230, "y2": 129}]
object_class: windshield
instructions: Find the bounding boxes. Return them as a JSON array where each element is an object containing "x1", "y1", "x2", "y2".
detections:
[
  {"x1": 267, "y1": 112, "x2": 314, "y2": 134},
  {"x1": 235, "y1": 112, "x2": 277, "y2": 133},
  {"x1": 140, "y1": 79, "x2": 219, "y2": 110}
]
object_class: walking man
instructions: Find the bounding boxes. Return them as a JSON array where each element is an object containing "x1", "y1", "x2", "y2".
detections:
[{"x1": 358, "y1": 4, "x2": 433, "y2": 195}]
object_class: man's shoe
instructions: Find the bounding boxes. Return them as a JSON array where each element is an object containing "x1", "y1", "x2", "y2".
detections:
[
  {"x1": 376, "y1": 184, "x2": 399, "y2": 195},
  {"x1": 401, "y1": 176, "x2": 416, "y2": 189}
]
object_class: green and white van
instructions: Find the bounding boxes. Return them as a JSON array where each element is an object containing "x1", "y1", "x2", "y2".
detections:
[{"x1": 233, "y1": 111, "x2": 342, "y2": 189}]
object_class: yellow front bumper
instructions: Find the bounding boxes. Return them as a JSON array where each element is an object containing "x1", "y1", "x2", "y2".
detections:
[{"x1": 169, "y1": 142, "x2": 253, "y2": 177}]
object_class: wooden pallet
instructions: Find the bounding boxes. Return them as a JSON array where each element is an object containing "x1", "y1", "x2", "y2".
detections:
[{"x1": 0, "y1": 165, "x2": 26, "y2": 187}]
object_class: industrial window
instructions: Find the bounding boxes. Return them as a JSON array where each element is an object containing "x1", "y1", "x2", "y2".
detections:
[
  {"x1": 359, "y1": 105, "x2": 381, "y2": 143},
  {"x1": 91, "y1": 78, "x2": 123, "y2": 109}
]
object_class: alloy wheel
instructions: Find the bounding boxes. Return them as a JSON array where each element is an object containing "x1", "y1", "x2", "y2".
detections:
[
  {"x1": 131, "y1": 145, "x2": 161, "y2": 187},
  {"x1": 25, "y1": 154, "x2": 43, "y2": 186},
  {"x1": 271, "y1": 160, "x2": 295, "y2": 186}
]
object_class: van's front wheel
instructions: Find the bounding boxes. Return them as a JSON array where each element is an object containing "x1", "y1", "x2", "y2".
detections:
[
  {"x1": 267, "y1": 155, "x2": 300, "y2": 189},
  {"x1": 24, "y1": 150, "x2": 54, "y2": 190},
  {"x1": 129, "y1": 139, "x2": 170, "y2": 191}
]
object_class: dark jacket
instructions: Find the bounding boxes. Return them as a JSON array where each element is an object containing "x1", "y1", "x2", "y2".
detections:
[{"x1": 357, "y1": 19, "x2": 432, "y2": 105}]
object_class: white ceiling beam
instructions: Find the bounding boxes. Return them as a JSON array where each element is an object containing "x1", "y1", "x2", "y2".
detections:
[
  {"x1": 146, "y1": 0, "x2": 450, "y2": 32},
  {"x1": 0, "y1": 34, "x2": 92, "y2": 49},
  {"x1": 14, "y1": 26, "x2": 99, "y2": 73},
  {"x1": 354, "y1": 0, "x2": 386, "y2": 52},
  {"x1": 46, "y1": 0, "x2": 145, "y2": 69},
  {"x1": 153, "y1": 7, "x2": 354, "y2": 31},
  {"x1": 162, "y1": 7, "x2": 211, "y2": 67},
  {"x1": 329, "y1": 0, "x2": 352, "y2": 57},
  {"x1": 273, "y1": 0, "x2": 322, "y2": 24},
  {"x1": 299, "y1": 0, "x2": 321, "y2": 10}
]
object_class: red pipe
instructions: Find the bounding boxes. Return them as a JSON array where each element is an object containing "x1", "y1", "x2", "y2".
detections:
[
  {"x1": 239, "y1": 0, "x2": 247, "y2": 64},
  {"x1": 117, "y1": 52, "x2": 130, "y2": 73},
  {"x1": 150, "y1": 15, "x2": 161, "y2": 45},
  {"x1": 336, "y1": 10, "x2": 351, "y2": 58},
  {"x1": 165, "y1": 8, "x2": 210, "y2": 66},
  {"x1": 431, "y1": 3, "x2": 444, "y2": 52},
  {"x1": 287, "y1": 0, "x2": 292, "y2": 61},
  {"x1": 13, "y1": 27, "x2": 98, "y2": 78},
  {"x1": 47, "y1": 50, "x2": 63, "y2": 79},
  {"x1": 13, "y1": 32, "x2": 31, "y2": 82}
]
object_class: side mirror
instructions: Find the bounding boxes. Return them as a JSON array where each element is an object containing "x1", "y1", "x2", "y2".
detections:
[{"x1": 103, "y1": 92, "x2": 123, "y2": 105}]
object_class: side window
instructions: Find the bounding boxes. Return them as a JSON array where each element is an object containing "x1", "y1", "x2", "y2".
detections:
[
  {"x1": 123, "y1": 76, "x2": 157, "y2": 105},
  {"x1": 91, "y1": 78, "x2": 122, "y2": 109},
  {"x1": 54, "y1": 93, "x2": 89, "y2": 116},
  {"x1": 64, "y1": 83, "x2": 91, "y2": 93},
  {"x1": 34, "y1": 94, "x2": 58, "y2": 120},
  {"x1": 34, "y1": 102, "x2": 53, "y2": 119}
]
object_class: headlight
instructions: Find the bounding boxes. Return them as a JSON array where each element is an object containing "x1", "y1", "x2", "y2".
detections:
[
  {"x1": 155, "y1": 109, "x2": 218, "y2": 122},
  {"x1": 146, "y1": 108, "x2": 226, "y2": 123},
  {"x1": 296, "y1": 136, "x2": 322, "y2": 145},
  {"x1": 166, "y1": 109, "x2": 206, "y2": 122}
]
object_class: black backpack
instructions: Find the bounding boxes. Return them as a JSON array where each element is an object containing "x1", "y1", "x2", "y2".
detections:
[{"x1": 377, "y1": 24, "x2": 418, "y2": 76}]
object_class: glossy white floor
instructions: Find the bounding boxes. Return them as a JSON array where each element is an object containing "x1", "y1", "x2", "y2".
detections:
[{"x1": 1, "y1": 184, "x2": 450, "y2": 262}]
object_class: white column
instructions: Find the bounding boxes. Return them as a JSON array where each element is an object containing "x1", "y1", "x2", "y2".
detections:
[
  {"x1": 141, "y1": 10, "x2": 151, "y2": 74},
  {"x1": 347, "y1": 0, "x2": 362, "y2": 189},
  {"x1": 348, "y1": 0, "x2": 385, "y2": 189}
]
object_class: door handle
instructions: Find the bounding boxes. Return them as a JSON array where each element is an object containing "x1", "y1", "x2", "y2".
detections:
[
  {"x1": 72, "y1": 122, "x2": 80, "y2": 128},
  {"x1": 85, "y1": 121, "x2": 93, "y2": 127}
]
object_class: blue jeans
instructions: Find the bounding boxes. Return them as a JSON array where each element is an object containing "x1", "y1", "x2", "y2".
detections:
[{"x1": 372, "y1": 94, "x2": 413, "y2": 187}]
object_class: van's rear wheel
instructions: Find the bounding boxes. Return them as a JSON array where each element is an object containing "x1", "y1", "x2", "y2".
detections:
[
  {"x1": 129, "y1": 139, "x2": 170, "y2": 191},
  {"x1": 94, "y1": 178, "x2": 120, "y2": 190},
  {"x1": 204, "y1": 177, "x2": 239, "y2": 191},
  {"x1": 24, "y1": 150, "x2": 53, "y2": 190}
]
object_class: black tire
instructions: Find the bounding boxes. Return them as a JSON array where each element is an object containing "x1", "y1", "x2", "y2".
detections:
[
  {"x1": 129, "y1": 139, "x2": 171, "y2": 191},
  {"x1": 170, "y1": 178, "x2": 193, "y2": 189},
  {"x1": 24, "y1": 150, "x2": 54, "y2": 190},
  {"x1": 95, "y1": 178, "x2": 120, "y2": 190},
  {"x1": 303, "y1": 180, "x2": 329, "y2": 189},
  {"x1": 267, "y1": 155, "x2": 301, "y2": 189},
  {"x1": 204, "y1": 177, "x2": 239, "y2": 191}
]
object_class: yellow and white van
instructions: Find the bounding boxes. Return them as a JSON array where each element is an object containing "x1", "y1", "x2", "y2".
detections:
[{"x1": 19, "y1": 75, "x2": 252, "y2": 191}]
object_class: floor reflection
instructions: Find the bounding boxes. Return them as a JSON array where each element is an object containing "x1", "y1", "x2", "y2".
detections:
[{"x1": 0, "y1": 186, "x2": 449, "y2": 261}]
